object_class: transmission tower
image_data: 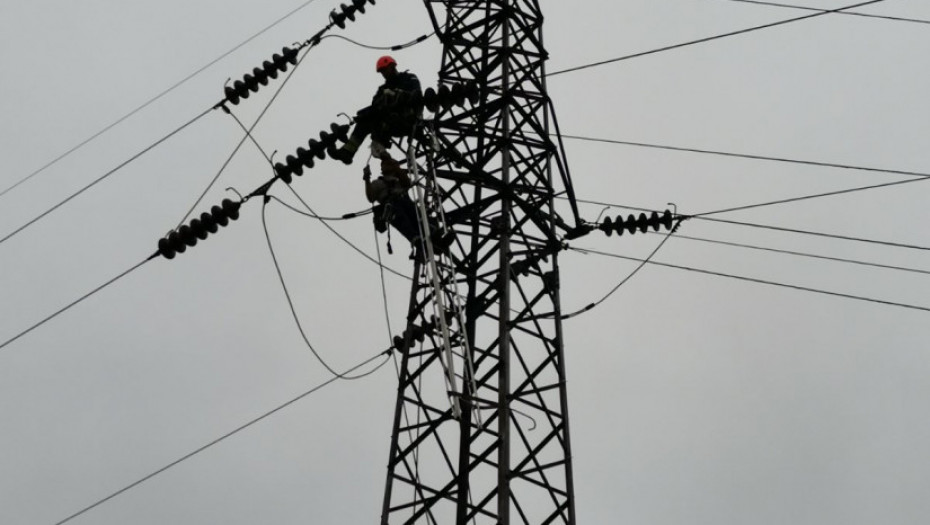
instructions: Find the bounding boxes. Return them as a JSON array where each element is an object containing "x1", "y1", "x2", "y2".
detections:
[{"x1": 380, "y1": 1, "x2": 581, "y2": 523}]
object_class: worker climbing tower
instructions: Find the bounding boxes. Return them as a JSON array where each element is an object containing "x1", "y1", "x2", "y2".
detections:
[{"x1": 381, "y1": 1, "x2": 580, "y2": 523}]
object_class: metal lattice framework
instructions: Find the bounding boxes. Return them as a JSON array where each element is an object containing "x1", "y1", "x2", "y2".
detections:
[{"x1": 380, "y1": 1, "x2": 579, "y2": 523}]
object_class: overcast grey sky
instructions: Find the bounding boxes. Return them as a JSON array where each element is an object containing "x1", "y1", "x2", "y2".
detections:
[{"x1": 2, "y1": 0, "x2": 930, "y2": 523}]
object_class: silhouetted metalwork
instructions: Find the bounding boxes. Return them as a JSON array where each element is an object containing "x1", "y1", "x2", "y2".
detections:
[{"x1": 381, "y1": 1, "x2": 579, "y2": 523}]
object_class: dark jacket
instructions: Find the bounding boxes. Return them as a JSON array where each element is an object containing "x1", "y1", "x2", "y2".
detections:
[{"x1": 372, "y1": 71, "x2": 422, "y2": 107}]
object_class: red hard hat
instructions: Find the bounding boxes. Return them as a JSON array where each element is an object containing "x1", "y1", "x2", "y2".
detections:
[{"x1": 376, "y1": 55, "x2": 397, "y2": 72}]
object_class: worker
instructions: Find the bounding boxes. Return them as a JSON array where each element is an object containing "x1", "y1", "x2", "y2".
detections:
[
  {"x1": 363, "y1": 153, "x2": 453, "y2": 261},
  {"x1": 329, "y1": 56, "x2": 423, "y2": 165}
]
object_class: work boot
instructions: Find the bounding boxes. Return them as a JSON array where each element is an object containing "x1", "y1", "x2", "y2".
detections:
[{"x1": 431, "y1": 228, "x2": 455, "y2": 256}]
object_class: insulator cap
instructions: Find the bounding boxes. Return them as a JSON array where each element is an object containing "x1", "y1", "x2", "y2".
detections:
[
  {"x1": 233, "y1": 80, "x2": 250, "y2": 100},
  {"x1": 341, "y1": 3, "x2": 357, "y2": 22},
  {"x1": 330, "y1": 122, "x2": 350, "y2": 142},
  {"x1": 158, "y1": 237, "x2": 176, "y2": 259},
  {"x1": 296, "y1": 147, "x2": 315, "y2": 169},
  {"x1": 437, "y1": 85, "x2": 451, "y2": 109},
  {"x1": 211, "y1": 205, "x2": 229, "y2": 227},
  {"x1": 308, "y1": 139, "x2": 326, "y2": 159},
  {"x1": 222, "y1": 198, "x2": 241, "y2": 221},
  {"x1": 178, "y1": 224, "x2": 198, "y2": 247},
  {"x1": 224, "y1": 85, "x2": 240, "y2": 105},
  {"x1": 190, "y1": 218, "x2": 209, "y2": 240},
  {"x1": 263, "y1": 60, "x2": 279, "y2": 79},
  {"x1": 286, "y1": 154, "x2": 304, "y2": 177},
  {"x1": 252, "y1": 67, "x2": 269, "y2": 86},
  {"x1": 423, "y1": 87, "x2": 439, "y2": 113},
  {"x1": 465, "y1": 81, "x2": 479, "y2": 104},
  {"x1": 168, "y1": 230, "x2": 187, "y2": 253},
  {"x1": 450, "y1": 83, "x2": 466, "y2": 107}
]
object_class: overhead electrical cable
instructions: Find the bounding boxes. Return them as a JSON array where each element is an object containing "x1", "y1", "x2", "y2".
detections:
[
  {"x1": 555, "y1": 133, "x2": 930, "y2": 180},
  {"x1": 3, "y1": 0, "x2": 381, "y2": 249},
  {"x1": 277, "y1": 186, "x2": 412, "y2": 281},
  {"x1": 652, "y1": 231, "x2": 930, "y2": 276},
  {"x1": 267, "y1": 195, "x2": 371, "y2": 221},
  {"x1": 319, "y1": 31, "x2": 436, "y2": 50},
  {"x1": 725, "y1": 0, "x2": 930, "y2": 25},
  {"x1": 261, "y1": 199, "x2": 387, "y2": 380},
  {"x1": 0, "y1": 0, "x2": 324, "y2": 201},
  {"x1": 52, "y1": 348, "x2": 391, "y2": 525},
  {"x1": 555, "y1": 225, "x2": 681, "y2": 320},
  {"x1": 546, "y1": 0, "x2": 886, "y2": 77},
  {"x1": 574, "y1": 198, "x2": 930, "y2": 252},
  {"x1": 0, "y1": 109, "x2": 212, "y2": 248},
  {"x1": 571, "y1": 246, "x2": 930, "y2": 313},
  {"x1": 693, "y1": 176, "x2": 930, "y2": 217},
  {"x1": 0, "y1": 257, "x2": 154, "y2": 352}
]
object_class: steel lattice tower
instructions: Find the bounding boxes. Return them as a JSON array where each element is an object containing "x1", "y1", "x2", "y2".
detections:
[{"x1": 381, "y1": 1, "x2": 581, "y2": 523}]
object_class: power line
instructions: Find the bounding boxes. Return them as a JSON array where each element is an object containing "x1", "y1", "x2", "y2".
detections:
[
  {"x1": 0, "y1": 108, "x2": 213, "y2": 248},
  {"x1": 53, "y1": 348, "x2": 392, "y2": 525},
  {"x1": 558, "y1": 133, "x2": 930, "y2": 242},
  {"x1": 546, "y1": 0, "x2": 886, "y2": 77},
  {"x1": 0, "y1": 256, "x2": 155, "y2": 352},
  {"x1": 273, "y1": 186, "x2": 413, "y2": 281},
  {"x1": 725, "y1": 0, "x2": 930, "y2": 25},
  {"x1": 693, "y1": 176, "x2": 930, "y2": 217},
  {"x1": 261, "y1": 198, "x2": 387, "y2": 380},
  {"x1": 556, "y1": 133, "x2": 930, "y2": 180},
  {"x1": 0, "y1": 0, "x2": 323, "y2": 201},
  {"x1": 570, "y1": 246, "x2": 930, "y2": 313},
  {"x1": 655, "y1": 231, "x2": 930, "y2": 276},
  {"x1": 558, "y1": 226, "x2": 681, "y2": 320},
  {"x1": 320, "y1": 31, "x2": 436, "y2": 50},
  {"x1": 575, "y1": 199, "x2": 930, "y2": 252}
]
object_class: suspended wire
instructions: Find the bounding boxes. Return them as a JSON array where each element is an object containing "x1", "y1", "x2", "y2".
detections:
[
  {"x1": 573, "y1": 198, "x2": 930, "y2": 252},
  {"x1": 654, "y1": 230, "x2": 930, "y2": 276},
  {"x1": 374, "y1": 223, "x2": 395, "y2": 340},
  {"x1": 555, "y1": 133, "x2": 930, "y2": 180},
  {"x1": 557, "y1": 224, "x2": 681, "y2": 320},
  {"x1": 267, "y1": 195, "x2": 372, "y2": 221},
  {"x1": 261, "y1": 198, "x2": 385, "y2": 380},
  {"x1": 0, "y1": 256, "x2": 155, "y2": 352},
  {"x1": 725, "y1": 0, "x2": 930, "y2": 25},
  {"x1": 53, "y1": 347, "x2": 391, "y2": 525},
  {"x1": 0, "y1": 0, "x2": 323, "y2": 201},
  {"x1": 0, "y1": 108, "x2": 212, "y2": 248},
  {"x1": 571, "y1": 246, "x2": 930, "y2": 313},
  {"x1": 694, "y1": 177, "x2": 930, "y2": 218},
  {"x1": 699, "y1": 214, "x2": 930, "y2": 251},
  {"x1": 319, "y1": 31, "x2": 436, "y2": 50},
  {"x1": 278, "y1": 185, "x2": 412, "y2": 281},
  {"x1": 546, "y1": 0, "x2": 886, "y2": 77}
]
